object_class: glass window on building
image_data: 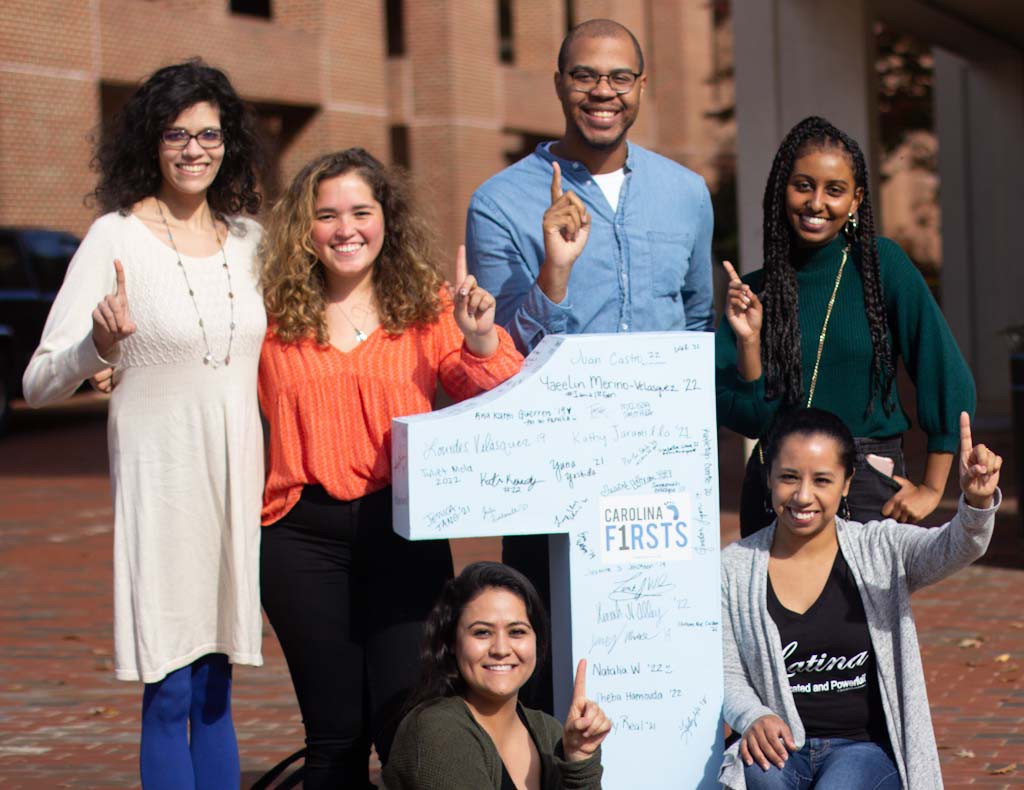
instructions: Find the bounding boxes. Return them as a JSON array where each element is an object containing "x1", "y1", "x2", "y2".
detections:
[{"x1": 230, "y1": 0, "x2": 271, "y2": 19}]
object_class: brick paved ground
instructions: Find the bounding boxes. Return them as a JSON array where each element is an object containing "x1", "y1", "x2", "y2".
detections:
[{"x1": 0, "y1": 395, "x2": 1020, "y2": 787}]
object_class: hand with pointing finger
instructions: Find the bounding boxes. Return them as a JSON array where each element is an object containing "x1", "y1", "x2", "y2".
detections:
[
  {"x1": 958, "y1": 411, "x2": 1001, "y2": 509},
  {"x1": 91, "y1": 259, "x2": 136, "y2": 359},
  {"x1": 723, "y1": 260, "x2": 763, "y2": 382},
  {"x1": 722, "y1": 260, "x2": 762, "y2": 342},
  {"x1": 543, "y1": 162, "x2": 591, "y2": 269},
  {"x1": 562, "y1": 659, "x2": 611, "y2": 762},
  {"x1": 452, "y1": 244, "x2": 499, "y2": 358}
]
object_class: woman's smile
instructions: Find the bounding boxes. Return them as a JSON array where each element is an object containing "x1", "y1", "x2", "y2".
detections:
[
  {"x1": 455, "y1": 587, "x2": 537, "y2": 707},
  {"x1": 784, "y1": 148, "x2": 863, "y2": 248},
  {"x1": 770, "y1": 432, "x2": 852, "y2": 541}
]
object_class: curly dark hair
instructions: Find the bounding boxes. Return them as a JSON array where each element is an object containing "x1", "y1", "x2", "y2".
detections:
[
  {"x1": 91, "y1": 59, "x2": 263, "y2": 218},
  {"x1": 402, "y1": 562, "x2": 550, "y2": 715},
  {"x1": 261, "y1": 147, "x2": 445, "y2": 342},
  {"x1": 760, "y1": 115, "x2": 895, "y2": 416}
]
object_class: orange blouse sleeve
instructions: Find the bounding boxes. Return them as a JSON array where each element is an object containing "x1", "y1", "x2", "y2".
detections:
[{"x1": 434, "y1": 298, "x2": 523, "y2": 401}]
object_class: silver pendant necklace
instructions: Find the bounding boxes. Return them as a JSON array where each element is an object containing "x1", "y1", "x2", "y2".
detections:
[
  {"x1": 331, "y1": 300, "x2": 373, "y2": 343},
  {"x1": 155, "y1": 199, "x2": 235, "y2": 367},
  {"x1": 338, "y1": 307, "x2": 368, "y2": 342}
]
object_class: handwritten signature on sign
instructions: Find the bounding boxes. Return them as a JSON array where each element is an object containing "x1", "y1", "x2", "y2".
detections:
[
  {"x1": 678, "y1": 695, "x2": 709, "y2": 741},
  {"x1": 608, "y1": 571, "x2": 676, "y2": 602}
]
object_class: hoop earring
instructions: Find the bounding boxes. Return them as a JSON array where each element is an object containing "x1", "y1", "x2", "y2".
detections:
[
  {"x1": 840, "y1": 496, "x2": 851, "y2": 520},
  {"x1": 844, "y1": 211, "x2": 858, "y2": 238}
]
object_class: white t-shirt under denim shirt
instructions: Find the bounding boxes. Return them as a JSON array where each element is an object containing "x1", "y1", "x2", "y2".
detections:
[{"x1": 592, "y1": 168, "x2": 626, "y2": 212}]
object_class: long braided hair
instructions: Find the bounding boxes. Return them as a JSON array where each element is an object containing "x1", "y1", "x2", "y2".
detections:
[{"x1": 760, "y1": 116, "x2": 895, "y2": 416}]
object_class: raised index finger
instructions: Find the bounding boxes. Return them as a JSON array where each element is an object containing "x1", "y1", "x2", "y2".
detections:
[
  {"x1": 454, "y1": 244, "x2": 467, "y2": 286},
  {"x1": 572, "y1": 658, "x2": 587, "y2": 702},
  {"x1": 959, "y1": 411, "x2": 973, "y2": 457},
  {"x1": 722, "y1": 260, "x2": 741, "y2": 284},
  {"x1": 113, "y1": 259, "x2": 126, "y2": 297},
  {"x1": 550, "y1": 161, "x2": 563, "y2": 204}
]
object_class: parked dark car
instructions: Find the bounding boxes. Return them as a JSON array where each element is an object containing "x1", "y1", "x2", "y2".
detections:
[{"x1": 0, "y1": 227, "x2": 81, "y2": 433}]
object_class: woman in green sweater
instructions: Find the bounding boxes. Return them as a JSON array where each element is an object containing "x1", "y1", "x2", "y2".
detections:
[
  {"x1": 383, "y1": 562, "x2": 608, "y2": 789},
  {"x1": 717, "y1": 116, "x2": 975, "y2": 536}
]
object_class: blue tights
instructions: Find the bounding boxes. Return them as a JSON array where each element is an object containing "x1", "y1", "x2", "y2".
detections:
[{"x1": 140, "y1": 654, "x2": 239, "y2": 790}]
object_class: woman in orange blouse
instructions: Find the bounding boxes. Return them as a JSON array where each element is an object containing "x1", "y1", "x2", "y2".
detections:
[{"x1": 258, "y1": 148, "x2": 522, "y2": 789}]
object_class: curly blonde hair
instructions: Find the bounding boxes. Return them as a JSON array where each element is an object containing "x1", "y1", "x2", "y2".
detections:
[{"x1": 261, "y1": 148, "x2": 445, "y2": 343}]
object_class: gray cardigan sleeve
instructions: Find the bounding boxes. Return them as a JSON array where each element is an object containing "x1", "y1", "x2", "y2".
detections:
[
  {"x1": 892, "y1": 492, "x2": 1000, "y2": 593},
  {"x1": 721, "y1": 556, "x2": 779, "y2": 736}
]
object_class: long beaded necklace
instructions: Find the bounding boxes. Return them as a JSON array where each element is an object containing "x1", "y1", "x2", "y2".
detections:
[{"x1": 155, "y1": 199, "x2": 235, "y2": 367}]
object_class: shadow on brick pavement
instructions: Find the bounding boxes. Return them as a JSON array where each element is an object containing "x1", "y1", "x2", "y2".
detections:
[{"x1": 0, "y1": 395, "x2": 1020, "y2": 787}]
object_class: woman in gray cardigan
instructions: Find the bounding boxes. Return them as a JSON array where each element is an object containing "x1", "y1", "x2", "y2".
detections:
[
  {"x1": 720, "y1": 408, "x2": 1001, "y2": 789},
  {"x1": 384, "y1": 562, "x2": 610, "y2": 789}
]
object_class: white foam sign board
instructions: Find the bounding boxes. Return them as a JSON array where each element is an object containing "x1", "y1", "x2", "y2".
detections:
[{"x1": 393, "y1": 332, "x2": 723, "y2": 789}]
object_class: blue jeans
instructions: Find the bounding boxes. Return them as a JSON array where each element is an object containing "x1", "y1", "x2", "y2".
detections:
[
  {"x1": 744, "y1": 738, "x2": 900, "y2": 789},
  {"x1": 140, "y1": 654, "x2": 239, "y2": 790}
]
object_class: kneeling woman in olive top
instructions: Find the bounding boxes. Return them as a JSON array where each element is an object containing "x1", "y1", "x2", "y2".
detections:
[
  {"x1": 719, "y1": 408, "x2": 1001, "y2": 790},
  {"x1": 384, "y1": 562, "x2": 610, "y2": 790}
]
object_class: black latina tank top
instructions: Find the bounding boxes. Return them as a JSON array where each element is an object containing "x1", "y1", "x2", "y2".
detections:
[{"x1": 767, "y1": 550, "x2": 889, "y2": 744}]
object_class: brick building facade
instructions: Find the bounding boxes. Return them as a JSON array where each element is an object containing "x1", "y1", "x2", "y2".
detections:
[{"x1": 0, "y1": 0, "x2": 731, "y2": 267}]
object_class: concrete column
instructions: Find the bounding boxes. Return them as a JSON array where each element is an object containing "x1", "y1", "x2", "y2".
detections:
[
  {"x1": 934, "y1": 46, "x2": 1024, "y2": 418},
  {"x1": 732, "y1": 0, "x2": 875, "y2": 274},
  {"x1": 878, "y1": 0, "x2": 1024, "y2": 419}
]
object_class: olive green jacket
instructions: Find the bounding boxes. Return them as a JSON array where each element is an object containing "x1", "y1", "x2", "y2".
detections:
[{"x1": 383, "y1": 696, "x2": 602, "y2": 789}]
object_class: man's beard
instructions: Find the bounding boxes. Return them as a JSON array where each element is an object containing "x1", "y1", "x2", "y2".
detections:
[{"x1": 577, "y1": 116, "x2": 634, "y2": 152}]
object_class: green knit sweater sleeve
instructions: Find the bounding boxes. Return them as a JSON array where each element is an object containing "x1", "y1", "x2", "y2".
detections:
[
  {"x1": 383, "y1": 699, "x2": 501, "y2": 790},
  {"x1": 383, "y1": 699, "x2": 603, "y2": 790},
  {"x1": 714, "y1": 270, "x2": 779, "y2": 438},
  {"x1": 879, "y1": 238, "x2": 976, "y2": 453},
  {"x1": 525, "y1": 707, "x2": 604, "y2": 789}
]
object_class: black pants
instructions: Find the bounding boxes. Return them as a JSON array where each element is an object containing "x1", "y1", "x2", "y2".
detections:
[
  {"x1": 260, "y1": 485, "x2": 453, "y2": 789},
  {"x1": 739, "y1": 436, "x2": 905, "y2": 537},
  {"x1": 501, "y1": 534, "x2": 555, "y2": 715}
]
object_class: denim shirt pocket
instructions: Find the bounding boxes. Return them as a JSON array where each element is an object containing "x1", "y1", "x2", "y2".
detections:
[{"x1": 644, "y1": 230, "x2": 693, "y2": 298}]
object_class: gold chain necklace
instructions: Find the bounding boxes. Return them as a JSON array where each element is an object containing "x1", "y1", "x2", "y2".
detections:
[
  {"x1": 155, "y1": 199, "x2": 235, "y2": 367},
  {"x1": 757, "y1": 243, "x2": 851, "y2": 467},
  {"x1": 806, "y1": 244, "x2": 849, "y2": 406}
]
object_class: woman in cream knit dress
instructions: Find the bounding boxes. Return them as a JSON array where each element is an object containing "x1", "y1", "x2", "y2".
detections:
[{"x1": 23, "y1": 60, "x2": 264, "y2": 788}]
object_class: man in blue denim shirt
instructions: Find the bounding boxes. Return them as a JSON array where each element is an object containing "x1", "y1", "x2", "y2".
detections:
[
  {"x1": 466, "y1": 19, "x2": 714, "y2": 355},
  {"x1": 464, "y1": 19, "x2": 716, "y2": 716}
]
